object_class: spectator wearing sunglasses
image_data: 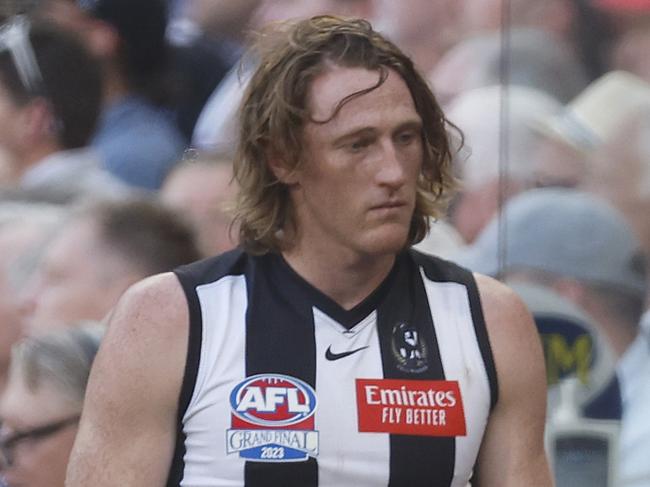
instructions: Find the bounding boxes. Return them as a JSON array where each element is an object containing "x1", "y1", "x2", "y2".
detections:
[{"x1": 0, "y1": 323, "x2": 102, "y2": 487}]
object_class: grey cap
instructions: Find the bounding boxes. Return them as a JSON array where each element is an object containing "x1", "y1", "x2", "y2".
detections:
[{"x1": 456, "y1": 188, "x2": 646, "y2": 297}]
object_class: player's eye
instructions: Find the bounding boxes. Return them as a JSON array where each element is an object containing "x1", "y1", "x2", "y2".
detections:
[
  {"x1": 395, "y1": 130, "x2": 418, "y2": 146},
  {"x1": 347, "y1": 137, "x2": 372, "y2": 153}
]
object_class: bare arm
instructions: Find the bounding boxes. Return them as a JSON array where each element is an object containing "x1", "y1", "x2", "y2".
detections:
[
  {"x1": 473, "y1": 274, "x2": 553, "y2": 487},
  {"x1": 66, "y1": 272, "x2": 188, "y2": 486}
]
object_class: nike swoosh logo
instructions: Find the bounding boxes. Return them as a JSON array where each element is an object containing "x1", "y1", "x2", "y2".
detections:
[{"x1": 325, "y1": 345, "x2": 369, "y2": 361}]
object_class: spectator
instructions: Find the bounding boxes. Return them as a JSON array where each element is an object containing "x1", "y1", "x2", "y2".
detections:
[
  {"x1": 0, "y1": 201, "x2": 66, "y2": 395},
  {"x1": 459, "y1": 0, "x2": 614, "y2": 80},
  {"x1": 430, "y1": 28, "x2": 589, "y2": 108},
  {"x1": 0, "y1": 324, "x2": 103, "y2": 487},
  {"x1": 459, "y1": 188, "x2": 645, "y2": 359},
  {"x1": 583, "y1": 110, "x2": 650, "y2": 274},
  {"x1": 166, "y1": 0, "x2": 254, "y2": 140},
  {"x1": 20, "y1": 198, "x2": 200, "y2": 334},
  {"x1": 534, "y1": 71, "x2": 650, "y2": 187},
  {"x1": 160, "y1": 154, "x2": 238, "y2": 257},
  {"x1": 580, "y1": 111, "x2": 650, "y2": 486},
  {"x1": 37, "y1": 0, "x2": 187, "y2": 190},
  {"x1": 446, "y1": 85, "x2": 561, "y2": 243},
  {"x1": 0, "y1": 16, "x2": 127, "y2": 201},
  {"x1": 457, "y1": 187, "x2": 648, "y2": 485},
  {"x1": 508, "y1": 280, "x2": 621, "y2": 421}
]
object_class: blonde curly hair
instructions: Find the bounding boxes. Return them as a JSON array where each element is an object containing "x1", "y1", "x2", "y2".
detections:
[{"x1": 233, "y1": 15, "x2": 459, "y2": 254}]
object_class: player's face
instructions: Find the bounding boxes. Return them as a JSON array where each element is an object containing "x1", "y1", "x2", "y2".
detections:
[{"x1": 288, "y1": 66, "x2": 423, "y2": 258}]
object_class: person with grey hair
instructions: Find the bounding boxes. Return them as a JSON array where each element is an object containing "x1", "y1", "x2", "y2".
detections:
[
  {"x1": 0, "y1": 323, "x2": 103, "y2": 487},
  {"x1": 0, "y1": 200, "x2": 67, "y2": 395},
  {"x1": 445, "y1": 85, "x2": 562, "y2": 243}
]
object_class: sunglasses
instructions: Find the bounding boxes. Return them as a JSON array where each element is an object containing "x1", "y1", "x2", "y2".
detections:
[
  {"x1": 0, "y1": 415, "x2": 79, "y2": 468},
  {"x1": 0, "y1": 15, "x2": 44, "y2": 95}
]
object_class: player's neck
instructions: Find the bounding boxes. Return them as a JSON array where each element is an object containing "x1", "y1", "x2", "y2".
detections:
[{"x1": 282, "y1": 245, "x2": 396, "y2": 311}]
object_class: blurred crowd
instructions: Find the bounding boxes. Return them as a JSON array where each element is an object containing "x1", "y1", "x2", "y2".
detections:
[{"x1": 0, "y1": 0, "x2": 648, "y2": 486}]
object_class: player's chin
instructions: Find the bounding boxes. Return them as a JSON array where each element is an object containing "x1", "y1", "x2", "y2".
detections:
[{"x1": 361, "y1": 223, "x2": 411, "y2": 255}]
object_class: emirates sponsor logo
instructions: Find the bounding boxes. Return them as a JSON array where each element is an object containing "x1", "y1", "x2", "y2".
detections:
[{"x1": 356, "y1": 379, "x2": 466, "y2": 436}]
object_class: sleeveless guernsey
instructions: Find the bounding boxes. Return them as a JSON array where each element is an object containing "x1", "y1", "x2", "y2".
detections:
[{"x1": 168, "y1": 249, "x2": 498, "y2": 487}]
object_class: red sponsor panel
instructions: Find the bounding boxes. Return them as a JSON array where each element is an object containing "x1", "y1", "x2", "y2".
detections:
[{"x1": 356, "y1": 379, "x2": 466, "y2": 437}]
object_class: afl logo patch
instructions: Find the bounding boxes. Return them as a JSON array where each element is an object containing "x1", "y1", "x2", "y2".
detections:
[
  {"x1": 226, "y1": 374, "x2": 319, "y2": 462},
  {"x1": 391, "y1": 322, "x2": 428, "y2": 373}
]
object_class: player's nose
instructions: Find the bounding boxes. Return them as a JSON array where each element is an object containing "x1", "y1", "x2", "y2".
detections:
[{"x1": 375, "y1": 140, "x2": 407, "y2": 188}]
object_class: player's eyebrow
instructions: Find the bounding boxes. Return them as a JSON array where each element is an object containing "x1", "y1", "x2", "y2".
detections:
[
  {"x1": 331, "y1": 118, "x2": 423, "y2": 147},
  {"x1": 392, "y1": 119, "x2": 423, "y2": 135},
  {"x1": 331, "y1": 127, "x2": 377, "y2": 147}
]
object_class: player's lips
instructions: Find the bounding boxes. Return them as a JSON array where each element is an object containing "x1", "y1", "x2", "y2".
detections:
[{"x1": 369, "y1": 200, "x2": 408, "y2": 212}]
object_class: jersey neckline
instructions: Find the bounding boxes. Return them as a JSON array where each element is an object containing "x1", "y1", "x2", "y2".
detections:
[{"x1": 264, "y1": 251, "x2": 403, "y2": 330}]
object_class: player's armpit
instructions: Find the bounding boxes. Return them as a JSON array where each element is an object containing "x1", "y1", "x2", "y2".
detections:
[
  {"x1": 472, "y1": 274, "x2": 553, "y2": 487},
  {"x1": 65, "y1": 272, "x2": 189, "y2": 487}
]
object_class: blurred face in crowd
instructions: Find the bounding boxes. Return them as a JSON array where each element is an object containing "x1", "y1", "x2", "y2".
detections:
[
  {"x1": 583, "y1": 115, "x2": 650, "y2": 256},
  {"x1": 0, "y1": 225, "x2": 44, "y2": 387},
  {"x1": 161, "y1": 161, "x2": 238, "y2": 257},
  {"x1": 532, "y1": 137, "x2": 588, "y2": 188},
  {"x1": 0, "y1": 369, "x2": 79, "y2": 487},
  {"x1": 20, "y1": 217, "x2": 140, "y2": 334},
  {"x1": 281, "y1": 66, "x2": 422, "y2": 258}
]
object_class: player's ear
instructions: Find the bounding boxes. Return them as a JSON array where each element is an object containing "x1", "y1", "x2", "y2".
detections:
[{"x1": 267, "y1": 154, "x2": 300, "y2": 185}]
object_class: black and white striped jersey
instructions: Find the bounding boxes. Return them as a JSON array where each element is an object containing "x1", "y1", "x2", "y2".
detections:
[{"x1": 168, "y1": 249, "x2": 498, "y2": 487}]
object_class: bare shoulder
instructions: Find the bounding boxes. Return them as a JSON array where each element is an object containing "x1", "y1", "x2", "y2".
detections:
[
  {"x1": 471, "y1": 274, "x2": 552, "y2": 486},
  {"x1": 108, "y1": 271, "x2": 188, "y2": 335},
  {"x1": 473, "y1": 273, "x2": 540, "y2": 361},
  {"x1": 100, "y1": 271, "x2": 188, "y2": 396},
  {"x1": 66, "y1": 272, "x2": 189, "y2": 486},
  {"x1": 473, "y1": 273, "x2": 534, "y2": 331},
  {"x1": 472, "y1": 272, "x2": 547, "y2": 411}
]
